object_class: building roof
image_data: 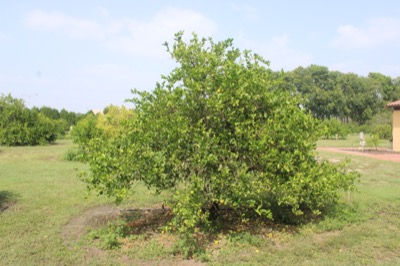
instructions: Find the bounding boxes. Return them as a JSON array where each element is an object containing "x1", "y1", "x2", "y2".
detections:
[{"x1": 386, "y1": 100, "x2": 400, "y2": 108}]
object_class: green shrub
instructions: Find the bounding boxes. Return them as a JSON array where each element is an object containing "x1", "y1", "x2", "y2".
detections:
[
  {"x1": 87, "y1": 222, "x2": 126, "y2": 249},
  {"x1": 366, "y1": 134, "x2": 380, "y2": 150},
  {"x1": 372, "y1": 124, "x2": 391, "y2": 140},
  {"x1": 0, "y1": 94, "x2": 61, "y2": 146},
  {"x1": 70, "y1": 106, "x2": 135, "y2": 161},
  {"x1": 321, "y1": 119, "x2": 348, "y2": 139},
  {"x1": 343, "y1": 122, "x2": 361, "y2": 135},
  {"x1": 70, "y1": 113, "x2": 99, "y2": 154},
  {"x1": 363, "y1": 111, "x2": 392, "y2": 140}
]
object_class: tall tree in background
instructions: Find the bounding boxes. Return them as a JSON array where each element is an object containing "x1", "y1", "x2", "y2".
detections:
[
  {"x1": 39, "y1": 106, "x2": 61, "y2": 120},
  {"x1": 281, "y1": 66, "x2": 400, "y2": 124}
]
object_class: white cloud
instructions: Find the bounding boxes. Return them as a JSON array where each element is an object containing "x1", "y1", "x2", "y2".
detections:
[
  {"x1": 331, "y1": 17, "x2": 400, "y2": 50},
  {"x1": 231, "y1": 4, "x2": 258, "y2": 21},
  {"x1": 106, "y1": 7, "x2": 217, "y2": 57},
  {"x1": 237, "y1": 33, "x2": 313, "y2": 71},
  {"x1": 25, "y1": 7, "x2": 217, "y2": 58},
  {"x1": 25, "y1": 10, "x2": 105, "y2": 39}
]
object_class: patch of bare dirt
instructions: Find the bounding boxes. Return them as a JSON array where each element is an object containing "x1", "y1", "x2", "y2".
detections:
[
  {"x1": 83, "y1": 246, "x2": 109, "y2": 261},
  {"x1": 62, "y1": 205, "x2": 205, "y2": 265},
  {"x1": 122, "y1": 208, "x2": 173, "y2": 235},
  {"x1": 62, "y1": 205, "x2": 122, "y2": 246},
  {"x1": 313, "y1": 230, "x2": 341, "y2": 244},
  {"x1": 43, "y1": 155, "x2": 59, "y2": 161},
  {"x1": 127, "y1": 259, "x2": 205, "y2": 266},
  {"x1": 61, "y1": 205, "x2": 174, "y2": 244},
  {"x1": 317, "y1": 147, "x2": 400, "y2": 162}
]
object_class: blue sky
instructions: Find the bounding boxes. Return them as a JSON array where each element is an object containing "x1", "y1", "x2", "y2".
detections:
[{"x1": 1, "y1": 1, "x2": 400, "y2": 112}]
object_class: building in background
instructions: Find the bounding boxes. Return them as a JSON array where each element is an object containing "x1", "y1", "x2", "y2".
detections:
[{"x1": 386, "y1": 100, "x2": 400, "y2": 152}]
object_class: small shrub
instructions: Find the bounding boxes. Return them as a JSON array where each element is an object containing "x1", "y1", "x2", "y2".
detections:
[
  {"x1": 172, "y1": 234, "x2": 206, "y2": 259},
  {"x1": 343, "y1": 122, "x2": 361, "y2": 135},
  {"x1": 321, "y1": 119, "x2": 348, "y2": 139},
  {"x1": 372, "y1": 124, "x2": 391, "y2": 140},
  {"x1": 64, "y1": 148, "x2": 84, "y2": 161},
  {"x1": 70, "y1": 114, "x2": 99, "y2": 154},
  {"x1": 363, "y1": 110, "x2": 392, "y2": 140},
  {"x1": 88, "y1": 222, "x2": 127, "y2": 250},
  {"x1": 366, "y1": 134, "x2": 380, "y2": 150}
]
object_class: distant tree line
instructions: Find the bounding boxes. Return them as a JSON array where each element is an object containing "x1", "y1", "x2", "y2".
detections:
[
  {"x1": 0, "y1": 93, "x2": 86, "y2": 146},
  {"x1": 279, "y1": 65, "x2": 400, "y2": 125}
]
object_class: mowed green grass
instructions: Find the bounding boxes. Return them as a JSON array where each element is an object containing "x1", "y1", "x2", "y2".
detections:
[
  {"x1": 0, "y1": 139, "x2": 399, "y2": 265},
  {"x1": 0, "y1": 141, "x2": 108, "y2": 264},
  {"x1": 0, "y1": 140, "x2": 169, "y2": 265},
  {"x1": 317, "y1": 133, "x2": 392, "y2": 148}
]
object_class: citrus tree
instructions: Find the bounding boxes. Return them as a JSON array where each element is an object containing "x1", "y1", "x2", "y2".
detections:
[
  {"x1": 71, "y1": 105, "x2": 135, "y2": 160},
  {"x1": 0, "y1": 94, "x2": 63, "y2": 145},
  {"x1": 82, "y1": 33, "x2": 358, "y2": 238}
]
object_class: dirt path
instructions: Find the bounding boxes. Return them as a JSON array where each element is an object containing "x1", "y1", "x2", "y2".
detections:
[{"x1": 317, "y1": 147, "x2": 400, "y2": 162}]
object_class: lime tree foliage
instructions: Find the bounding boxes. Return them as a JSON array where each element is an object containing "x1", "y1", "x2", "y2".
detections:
[
  {"x1": 70, "y1": 105, "x2": 135, "y2": 160},
  {"x1": 81, "y1": 33, "x2": 358, "y2": 236},
  {"x1": 0, "y1": 94, "x2": 66, "y2": 146}
]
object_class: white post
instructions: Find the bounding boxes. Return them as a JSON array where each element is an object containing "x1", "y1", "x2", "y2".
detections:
[{"x1": 359, "y1": 132, "x2": 365, "y2": 152}]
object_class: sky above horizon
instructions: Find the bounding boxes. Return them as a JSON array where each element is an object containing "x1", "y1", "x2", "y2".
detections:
[{"x1": 1, "y1": 1, "x2": 400, "y2": 113}]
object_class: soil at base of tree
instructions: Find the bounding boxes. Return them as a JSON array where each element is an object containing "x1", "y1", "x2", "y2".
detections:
[{"x1": 61, "y1": 205, "x2": 205, "y2": 265}]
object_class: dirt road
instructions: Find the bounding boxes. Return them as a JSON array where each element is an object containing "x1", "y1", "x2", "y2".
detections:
[{"x1": 317, "y1": 147, "x2": 400, "y2": 162}]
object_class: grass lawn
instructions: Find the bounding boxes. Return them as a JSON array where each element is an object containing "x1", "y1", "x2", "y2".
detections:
[
  {"x1": 0, "y1": 139, "x2": 399, "y2": 265},
  {"x1": 317, "y1": 133, "x2": 392, "y2": 149}
]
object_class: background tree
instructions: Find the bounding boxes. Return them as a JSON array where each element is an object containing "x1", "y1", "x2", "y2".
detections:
[
  {"x1": 39, "y1": 106, "x2": 60, "y2": 120},
  {"x1": 281, "y1": 66, "x2": 399, "y2": 127},
  {"x1": 60, "y1": 108, "x2": 85, "y2": 127},
  {"x1": 0, "y1": 94, "x2": 62, "y2": 145},
  {"x1": 368, "y1": 72, "x2": 400, "y2": 102},
  {"x1": 70, "y1": 105, "x2": 135, "y2": 161},
  {"x1": 70, "y1": 113, "x2": 98, "y2": 152}
]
